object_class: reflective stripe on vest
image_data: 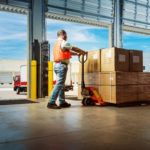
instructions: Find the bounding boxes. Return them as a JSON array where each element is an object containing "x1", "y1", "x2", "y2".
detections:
[{"x1": 53, "y1": 39, "x2": 72, "y2": 62}]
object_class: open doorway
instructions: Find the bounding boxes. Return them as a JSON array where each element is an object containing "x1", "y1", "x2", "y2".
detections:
[
  {"x1": 46, "y1": 19, "x2": 109, "y2": 98},
  {"x1": 123, "y1": 31, "x2": 150, "y2": 72},
  {"x1": 0, "y1": 11, "x2": 27, "y2": 100}
]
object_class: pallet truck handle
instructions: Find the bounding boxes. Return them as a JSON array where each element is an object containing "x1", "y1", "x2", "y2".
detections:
[
  {"x1": 78, "y1": 53, "x2": 88, "y2": 91},
  {"x1": 78, "y1": 53, "x2": 88, "y2": 63}
]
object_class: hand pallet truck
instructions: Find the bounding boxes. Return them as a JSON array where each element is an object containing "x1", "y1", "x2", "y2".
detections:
[{"x1": 79, "y1": 53, "x2": 105, "y2": 106}]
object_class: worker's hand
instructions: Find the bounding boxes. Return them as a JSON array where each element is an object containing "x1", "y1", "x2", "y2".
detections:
[
  {"x1": 71, "y1": 52, "x2": 81, "y2": 56},
  {"x1": 77, "y1": 53, "x2": 81, "y2": 56},
  {"x1": 84, "y1": 51, "x2": 88, "y2": 54},
  {"x1": 81, "y1": 51, "x2": 88, "y2": 55}
]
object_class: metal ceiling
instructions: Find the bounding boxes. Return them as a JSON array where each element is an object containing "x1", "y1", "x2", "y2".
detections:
[
  {"x1": 123, "y1": 0, "x2": 150, "y2": 29},
  {"x1": 47, "y1": 0, "x2": 114, "y2": 24},
  {"x1": 0, "y1": 3, "x2": 27, "y2": 14},
  {"x1": 0, "y1": 0, "x2": 31, "y2": 9},
  {"x1": 0, "y1": 0, "x2": 150, "y2": 31}
]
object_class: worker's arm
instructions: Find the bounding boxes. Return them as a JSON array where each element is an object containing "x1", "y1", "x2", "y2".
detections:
[
  {"x1": 71, "y1": 46, "x2": 87, "y2": 54},
  {"x1": 61, "y1": 40, "x2": 87, "y2": 54},
  {"x1": 61, "y1": 40, "x2": 72, "y2": 51},
  {"x1": 71, "y1": 52, "x2": 80, "y2": 56}
]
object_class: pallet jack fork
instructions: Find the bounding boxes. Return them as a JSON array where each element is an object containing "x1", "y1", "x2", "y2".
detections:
[{"x1": 79, "y1": 54, "x2": 105, "y2": 106}]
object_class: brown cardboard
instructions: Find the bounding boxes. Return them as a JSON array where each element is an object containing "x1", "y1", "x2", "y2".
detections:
[
  {"x1": 129, "y1": 50, "x2": 143, "y2": 72},
  {"x1": 78, "y1": 73, "x2": 100, "y2": 85},
  {"x1": 78, "y1": 72, "x2": 139, "y2": 86},
  {"x1": 78, "y1": 84, "x2": 138, "y2": 104},
  {"x1": 99, "y1": 85, "x2": 138, "y2": 104},
  {"x1": 78, "y1": 85, "x2": 82, "y2": 99},
  {"x1": 101, "y1": 47, "x2": 129, "y2": 72},
  {"x1": 100, "y1": 72, "x2": 138, "y2": 85},
  {"x1": 79, "y1": 56, "x2": 89, "y2": 73},
  {"x1": 79, "y1": 50, "x2": 101, "y2": 73},
  {"x1": 138, "y1": 85, "x2": 150, "y2": 101},
  {"x1": 78, "y1": 84, "x2": 150, "y2": 103},
  {"x1": 78, "y1": 72, "x2": 150, "y2": 103},
  {"x1": 89, "y1": 50, "x2": 101, "y2": 72},
  {"x1": 138, "y1": 72, "x2": 150, "y2": 85}
]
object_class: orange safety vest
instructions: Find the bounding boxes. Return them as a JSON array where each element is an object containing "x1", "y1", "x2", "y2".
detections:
[{"x1": 53, "y1": 39, "x2": 72, "y2": 62}]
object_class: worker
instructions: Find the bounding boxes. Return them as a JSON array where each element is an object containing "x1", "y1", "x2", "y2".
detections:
[{"x1": 47, "y1": 29, "x2": 87, "y2": 109}]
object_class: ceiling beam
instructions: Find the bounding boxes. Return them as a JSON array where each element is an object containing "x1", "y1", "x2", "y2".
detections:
[
  {"x1": 123, "y1": 25, "x2": 150, "y2": 35},
  {"x1": 46, "y1": 12, "x2": 110, "y2": 28},
  {"x1": 0, "y1": 4, "x2": 27, "y2": 15}
]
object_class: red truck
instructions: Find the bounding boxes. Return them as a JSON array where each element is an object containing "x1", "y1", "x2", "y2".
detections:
[
  {"x1": 13, "y1": 64, "x2": 73, "y2": 95},
  {"x1": 13, "y1": 65, "x2": 27, "y2": 94}
]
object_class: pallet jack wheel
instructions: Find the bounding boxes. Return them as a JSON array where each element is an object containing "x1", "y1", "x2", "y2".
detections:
[
  {"x1": 16, "y1": 87, "x2": 20, "y2": 95},
  {"x1": 85, "y1": 98, "x2": 94, "y2": 106},
  {"x1": 90, "y1": 100, "x2": 95, "y2": 106},
  {"x1": 89, "y1": 91, "x2": 93, "y2": 96},
  {"x1": 82, "y1": 98, "x2": 87, "y2": 106}
]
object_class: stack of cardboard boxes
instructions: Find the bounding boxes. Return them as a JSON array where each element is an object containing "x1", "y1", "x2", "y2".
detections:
[{"x1": 78, "y1": 47, "x2": 150, "y2": 104}]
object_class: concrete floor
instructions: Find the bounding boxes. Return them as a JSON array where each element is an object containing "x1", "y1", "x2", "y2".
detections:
[
  {"x1": 0, "y1": 100, "x2": 150, "y2": 150},
  {"x1": 0, "y1": 88, "x2": 27, "y2": 100},
  {"x1": 0, "y1": 85, "x2": 78, "y2": 100}
]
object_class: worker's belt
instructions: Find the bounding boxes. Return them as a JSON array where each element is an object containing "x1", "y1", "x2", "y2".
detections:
[{"x1": 55, "y1": 61, "x2": 68, "y2": 65}]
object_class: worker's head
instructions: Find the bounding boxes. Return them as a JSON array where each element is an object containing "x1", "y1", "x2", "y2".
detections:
[{"x1": 57, "y1": 30, "x2": 67, "y2": 40}]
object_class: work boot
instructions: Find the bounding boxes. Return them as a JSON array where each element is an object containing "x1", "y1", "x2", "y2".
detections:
[
  {"x1": 47, "y1": 102, "x2": 61, "y2": 109},
  {"x1": 60, "y1": 101, "x2": 71, "y2": 108}
]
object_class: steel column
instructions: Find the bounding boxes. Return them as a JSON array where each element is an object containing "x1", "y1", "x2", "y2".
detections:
[
  {"x1": 28, "y1": 0, "x2": 46, "y2": 98},
  {"x1": 146, "y1": 0, "x2": 149, "y2": 28},
  {"x1": 97, "y1": 0, "x2": 101, "y2": 21},
  {"x1": 27, "y1": 9, "x2": 32, "y2": 99},
  {"x1": 109, "y1": 23, "x2": 114, "y2": 48},
  {"x1": 110, "y1": 0, "x2": 123, "y2": 48},
  {"x1": 81, "y1": 0, "x2": 85, "y2": 18},
  {"x1": 32, "y1": 0, "x2": 46, "y2": 42},
  {"x1": 64, "y1": 0, "x2": 67, "y2": 15},
  {"x1": 134, "y1": 0, "x2": 137, "y2": 26}
]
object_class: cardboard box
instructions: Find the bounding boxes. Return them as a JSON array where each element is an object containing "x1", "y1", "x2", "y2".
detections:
[
  {"x1": 78, "y1": 72, "x2": 139, "y2": 86},
  {"x1": 78, "y1": 73, "x2": 100, "y2": 85},
  {"x1": 78, "y1": 72, "x2": 150, "y2": 103},
  {"x1": 138, "y1": 85, "x2": 150, "y2": 101},
  {"x1": 138, "y1": 72, "x2": 150, "y2": 85},
  {"x1": 101, "y1": 47, "x2": 129, "y2": 72},
  {"x1": 99, "y1": 85, "x2": 138, "y2": 104},
  {"x1": 129, "y1": 50, "x2": 143, "y2": 72},
  {"x1": 79, "y1": 50, "x2": 101, "y2": 73},
  {"x1": 78, "y1": 85, "x2": 82, "y2": 99},
  {"x1": 78, "y1": 84, "x2": 138, "y2": 104}
]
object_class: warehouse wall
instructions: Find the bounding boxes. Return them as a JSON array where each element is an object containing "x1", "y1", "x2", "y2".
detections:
[
  {"x1": 0, "y1": 60, "x2": 27, "y2": 86},
  {"x1": 0, "y1": 56, "x2": 148, "y2": 87},
  {"x1": 0, "y1": 60, "x2": 79, "y2": 87}
]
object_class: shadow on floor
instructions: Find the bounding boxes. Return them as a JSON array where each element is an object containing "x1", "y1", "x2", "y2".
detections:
[
  {"x1": 73, "y1": 98, "x2": 150, "y2": 108},
  {"x1": 65, "y1": 96, "x2": 79, "y2": 100},
  {"x1": 0, "y1": 99, "x2": 38, "y2": 105}
]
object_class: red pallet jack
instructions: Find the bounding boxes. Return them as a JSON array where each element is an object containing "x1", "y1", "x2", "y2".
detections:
[{"x1": 79, "y1": 54, "x2": 105, "y2": 106}]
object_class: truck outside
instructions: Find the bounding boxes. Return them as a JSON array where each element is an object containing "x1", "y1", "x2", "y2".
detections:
[
  {"x1": 13, "y1": 65, "x2": 27, "y2": 94},
  {"x1": 13, "y1": 63, "x2": 73, "y2": 94}
]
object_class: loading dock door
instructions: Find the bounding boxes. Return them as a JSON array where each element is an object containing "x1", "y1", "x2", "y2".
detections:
[{"x1": 0, "y1": 72, "x2": 12, "y2": 84}]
